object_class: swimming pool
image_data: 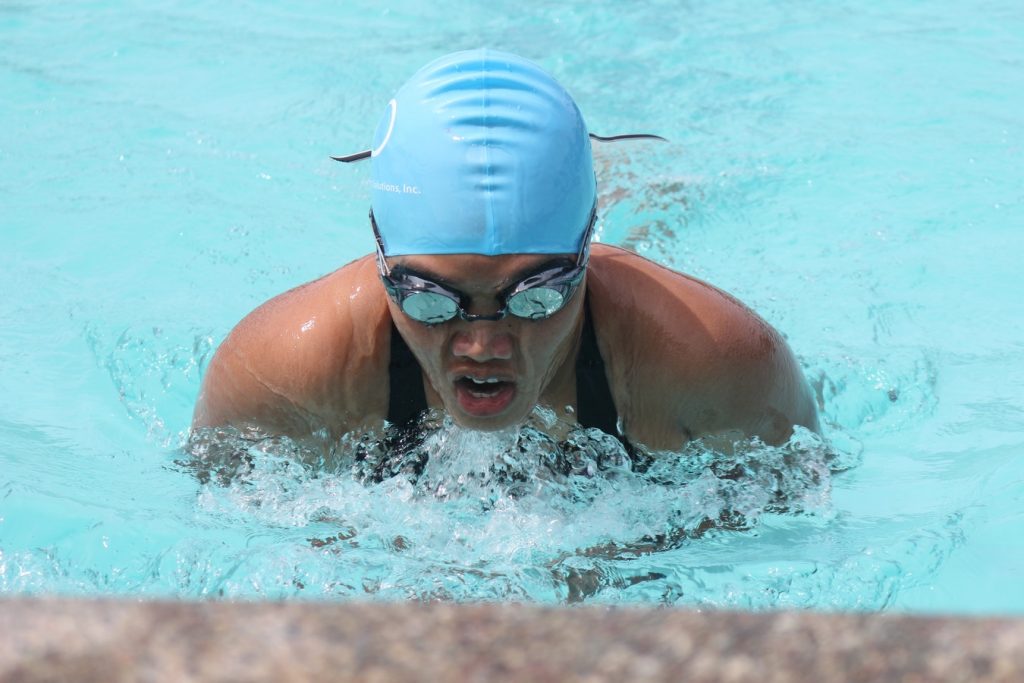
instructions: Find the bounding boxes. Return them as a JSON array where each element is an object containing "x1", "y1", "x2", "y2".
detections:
[{"x1": 2, "y1": 0, "x2": 1022, "y2": 612}]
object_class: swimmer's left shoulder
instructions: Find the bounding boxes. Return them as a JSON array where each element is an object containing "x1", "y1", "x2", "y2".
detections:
[
  {"x1": 587, "y1": 245, "x2": 772, "y2": 348},
  {"x1": 586, "y1": 246, "x2": 810, "y2": 445}
]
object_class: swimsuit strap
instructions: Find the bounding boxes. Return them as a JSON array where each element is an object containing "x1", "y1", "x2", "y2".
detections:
[
  {"x1": 575, "y1": 297, "x2": 622, "y2": 438},
  {"x1": 387, "y1": 321, "x2": 428, "y2": 428}
]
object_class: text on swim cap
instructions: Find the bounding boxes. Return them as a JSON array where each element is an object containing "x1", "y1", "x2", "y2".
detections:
[{"x1": 372, "y1": 180, "x2": 421, "y2": 195}]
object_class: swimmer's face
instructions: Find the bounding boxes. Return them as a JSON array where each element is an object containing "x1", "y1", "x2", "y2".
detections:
[{"x1": 384, "y1": 253, "x2": 585, "y2": 431}]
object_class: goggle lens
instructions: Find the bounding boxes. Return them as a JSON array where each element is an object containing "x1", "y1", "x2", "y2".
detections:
[
  {"x1": 401, "y1": 291, "x2": 460, "y2": 324},
  {"x1": 506, "y1": 287, "x2": 567, "y2": 320}
]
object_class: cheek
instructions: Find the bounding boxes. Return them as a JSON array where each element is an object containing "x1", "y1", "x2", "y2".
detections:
[
  {"x1": 521, "y1": 318, "x2": 575, "y2": 368},
  {"x1": 540, "y1": 297, "x2": 586, "y2": 367},
  {"x1": 407, "y1": 329, "x2": 446, "y2": 366}
]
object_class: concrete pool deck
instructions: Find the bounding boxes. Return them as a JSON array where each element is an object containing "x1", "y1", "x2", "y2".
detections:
[{"x1": 2, "y1": 598, "x2": 1023, "y2": 681}]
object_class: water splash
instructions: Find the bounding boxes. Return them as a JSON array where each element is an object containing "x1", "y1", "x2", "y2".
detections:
[
  {"x1": 176, "y1": 414, "x2": 844, "y2": 603},
  {"x1": 84, "y1": 322, "x2": 214, "y2": 447}
]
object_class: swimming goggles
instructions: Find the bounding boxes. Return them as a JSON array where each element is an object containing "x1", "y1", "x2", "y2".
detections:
[{"x1": 372, "y1": 206, "x2": 597, "y2": 325}]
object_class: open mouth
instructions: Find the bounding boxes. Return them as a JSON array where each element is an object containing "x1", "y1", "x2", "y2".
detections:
[
  {"x1": 456, "y1": 376, "x2": 508, "y2": 397},
  {"x1": 453, "y1": 376, "x2": 517, "y2": 417}
]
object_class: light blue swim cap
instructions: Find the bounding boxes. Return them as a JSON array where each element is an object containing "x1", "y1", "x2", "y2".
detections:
[{"x1": 367, "y1": 49, "x2": 596, "y2": 257}]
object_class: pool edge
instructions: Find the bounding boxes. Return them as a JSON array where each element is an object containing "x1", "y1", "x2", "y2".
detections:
[{"x1": 1, "y1": 597, "x2": 1022, "y2": 681}]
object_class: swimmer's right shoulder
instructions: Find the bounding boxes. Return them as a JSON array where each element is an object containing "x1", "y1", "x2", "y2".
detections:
[
  {"x1": 193, "y1": 255, "x2": 391, "y2": 435},
  {"x1": 222, "y1": 255, "x2": 389, "y2": 382},
  {"x1": 240, "y1": 255, "x2": 379, "y2": 325}
]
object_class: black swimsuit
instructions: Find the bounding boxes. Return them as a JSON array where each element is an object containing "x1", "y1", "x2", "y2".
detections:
[{"x1": 386, "y1": 298, "x2": 629, "y2": 447}]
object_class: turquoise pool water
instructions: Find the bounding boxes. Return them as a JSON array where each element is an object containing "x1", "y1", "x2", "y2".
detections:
[{"x1": 2, "y1": 1, "x2": 1023, "y2": 611}]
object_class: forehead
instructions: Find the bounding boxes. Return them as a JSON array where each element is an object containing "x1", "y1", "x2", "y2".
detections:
[{"x1": 391, "y1": 252, "x2": 570, "y2": 289}]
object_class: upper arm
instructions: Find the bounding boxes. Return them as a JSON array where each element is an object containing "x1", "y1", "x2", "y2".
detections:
[
  {"x1": 649, "y1": 302, "x2": 819, "y2": 447},
  {"x1": 712, "y1": 320, "x2": 820, "y2": 444}
]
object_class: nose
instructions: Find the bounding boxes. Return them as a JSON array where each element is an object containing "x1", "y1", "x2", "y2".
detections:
[{"x1": 451, "y1": 323, "x2": 514, "y2": 362}]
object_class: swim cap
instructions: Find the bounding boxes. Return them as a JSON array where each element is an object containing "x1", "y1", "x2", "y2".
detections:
[{"x1": 367, "y1": 49, "x2": 596, "y2": 256}]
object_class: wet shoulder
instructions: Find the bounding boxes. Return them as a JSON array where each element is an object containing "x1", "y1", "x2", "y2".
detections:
[
  {"x1": 210, "y1": 255, "x2": 392, "y2": 427},
  {"x1": 585, "y1": 246, "x2": 787, "y2": 445},
  {"x1": 586, "y1": 244, "x2": 777, "y2": 359},
  {"x1": 229, "y1": 255, "x2": 384, "y2": 348}
]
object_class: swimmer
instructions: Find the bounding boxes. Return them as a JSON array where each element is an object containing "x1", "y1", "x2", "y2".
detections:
[{"x1": 192, "y1": 49, "x2": 819, "y2": 453}]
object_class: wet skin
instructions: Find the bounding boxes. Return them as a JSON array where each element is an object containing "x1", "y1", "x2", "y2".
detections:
[{"x1": 192, "y1": 245, "x2": 820, "y2": 451}]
